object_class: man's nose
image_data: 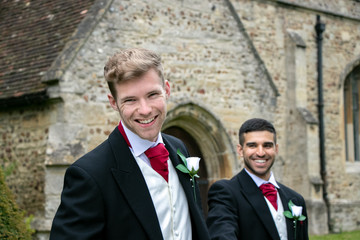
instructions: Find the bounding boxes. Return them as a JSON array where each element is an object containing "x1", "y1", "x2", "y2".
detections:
[
  {"x1": 256, "y1": 146, "x2": 265, "y2": 156},
  {"x1": 137, "y1": 99, "x2": 151, "y2": 115}
]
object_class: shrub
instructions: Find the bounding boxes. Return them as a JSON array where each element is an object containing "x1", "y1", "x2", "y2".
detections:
[{"x1": 0, "y1": 167, "x2": 32, "y2": 240}]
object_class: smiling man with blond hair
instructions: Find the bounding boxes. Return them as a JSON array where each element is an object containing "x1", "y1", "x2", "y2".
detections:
[{"x1": 50, "y1": 48, "x2": 210, "y2": 240}]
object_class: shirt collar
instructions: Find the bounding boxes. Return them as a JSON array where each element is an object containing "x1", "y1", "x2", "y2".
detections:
[
  {"x1": 244, "y1": 168, "x2": 280, "y2": 189},
  {"x1": 121, "y1": 122, "x2": 164, "y2": 157}
]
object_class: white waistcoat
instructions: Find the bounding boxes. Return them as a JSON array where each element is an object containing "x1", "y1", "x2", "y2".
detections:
[
  {"x1": 135, "y1": 157, "x2": 192, "y2": 240},
  {"x1": 264, "y1": 192, "x2": 288, "y2": 240}
]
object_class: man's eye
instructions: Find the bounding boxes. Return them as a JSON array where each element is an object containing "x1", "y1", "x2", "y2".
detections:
[
  {"x1": 124, "y1": 99, "x2": 135, "y2": 103},
  {"x1": 149, "y1": 92, "x2": 160, "y2": 98}
]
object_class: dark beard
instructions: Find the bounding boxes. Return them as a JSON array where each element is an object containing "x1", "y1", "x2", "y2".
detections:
[{"x1": 243, "y1": 156, "x2": 275, "y2": 180}]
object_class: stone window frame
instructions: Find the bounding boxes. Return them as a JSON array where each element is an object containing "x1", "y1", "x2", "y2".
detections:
[
  {"x1": 344, "y1": 66, "x2": 360, "y2": 163},
  {"x1": 341, "y1": 58, "x2": 360, "y2": 174}
]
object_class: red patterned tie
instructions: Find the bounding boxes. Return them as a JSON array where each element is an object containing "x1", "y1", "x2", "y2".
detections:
[
  {"x1": 145, "y1": 143, "x2": 169, "y2": 182},
  {"x1": 118, "y1": 122, "x2": 169, "y2": 182},
  {"x1": 259, "y1": 183, "x2": 278, "y2": 210}
]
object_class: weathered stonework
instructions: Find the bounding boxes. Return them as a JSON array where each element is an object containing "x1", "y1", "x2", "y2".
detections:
[
  {"x1": 233, "y1": 0, "x2": 360, "y2": 233},
  {"x1": 0, "y1": 104, "x2": 55, "y2": 215}
]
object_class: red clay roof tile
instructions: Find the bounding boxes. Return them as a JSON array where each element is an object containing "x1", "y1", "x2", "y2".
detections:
[{"x1": 0, "y1": 0, "x2": 95, "y2": 107}]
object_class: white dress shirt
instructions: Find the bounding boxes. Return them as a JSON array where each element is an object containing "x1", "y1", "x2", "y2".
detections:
[
  {"x1": 245, "y1": 169, "x2": 288, "y2": 240},
  {"x1": 121, "y1": 122, "x2": 192, "y2": 240}
]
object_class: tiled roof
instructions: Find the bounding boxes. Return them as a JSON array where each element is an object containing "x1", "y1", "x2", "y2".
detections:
[{"x1": 0, "y1": 0, "x2": 95, "y2": 108}]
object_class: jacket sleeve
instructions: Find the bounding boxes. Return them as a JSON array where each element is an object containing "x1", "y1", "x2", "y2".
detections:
[
  {"x1": 50, "y1": 165, "x2": 105, "y2": 240},
  {"x1": 206, "y1": 180, "x2": 239, "y2": 240}
]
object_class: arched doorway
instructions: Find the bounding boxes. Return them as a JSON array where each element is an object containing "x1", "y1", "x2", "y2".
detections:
[
  {"x1": 163, "y1": 126, "x2": 209, "y2": 216},
  {"x1": 163, "y1": 102, "x2": 237, "y2": 217}
]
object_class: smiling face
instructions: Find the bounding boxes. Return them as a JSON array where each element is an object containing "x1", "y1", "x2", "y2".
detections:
[
  {"x1": 108, "y1": 68, "x2": 170, "y2": 142},
  {"x1": 237, "y1": 130, "x2": 278, "y2": 180}
]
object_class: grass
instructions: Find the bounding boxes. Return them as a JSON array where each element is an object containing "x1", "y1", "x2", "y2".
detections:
[{"x1": 310, "y1": 230, "x2": 360, "y2": 240}]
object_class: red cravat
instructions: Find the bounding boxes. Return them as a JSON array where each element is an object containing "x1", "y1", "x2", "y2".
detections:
[
  {"x1": 145, "y1": 143, "x2": 169, "y2": 182},
  {"x1": 118, "y1": 122, "x2": 169, "y2": 182},
  {"x1": 259, "y1": 183, "x2": 278, "y2": 210}
]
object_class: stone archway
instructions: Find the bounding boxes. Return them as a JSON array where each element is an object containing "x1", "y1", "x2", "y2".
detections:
[{"x1": 163, "y1": 102, "x2": 237, "y2": 215}]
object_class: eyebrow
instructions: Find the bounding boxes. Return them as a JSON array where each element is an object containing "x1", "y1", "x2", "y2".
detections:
[{"x1": 245, "y1": 141, "x2": 274, "y2": 146}]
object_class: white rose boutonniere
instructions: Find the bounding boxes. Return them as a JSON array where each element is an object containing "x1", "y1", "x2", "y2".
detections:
[
  {"x1": 176, "y1": 149, "x2": 200, "y2": 201},
  {"x1": 283, "y1": 200, "x2": 306, "y2": 240}
]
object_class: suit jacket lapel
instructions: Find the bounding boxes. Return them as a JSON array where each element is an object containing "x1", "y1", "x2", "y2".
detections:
[
  {"x1": 278, "y1": 187, "x2": 296, "y2": 240},
  {"x1": 162, "y1": 135, "x2": 194, "y2": 200},
  {"x1": 108, "y1": 129, "x2": 163, "y2": 240},
  {"x1": 162, "y1": 134, "x2": 207, "y2": 238},
  {"x1": 238, "y1": 170, "x2": 280, "y2": 240}
]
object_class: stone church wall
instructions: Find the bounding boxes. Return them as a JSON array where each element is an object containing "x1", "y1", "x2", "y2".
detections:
[
  {"x1": 0, "y1": 104, "x2": 55, "y2": 215},
  {"x1": 234, "y1": 0, "x2": 360, "y2": 233}
]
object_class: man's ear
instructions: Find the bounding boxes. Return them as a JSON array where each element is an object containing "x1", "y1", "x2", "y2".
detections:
[
  {"x1": 164, "y1": 80, "x2": 170, "y2": 99},
  {"x1": 108, "y1": 93, "x2": 118, "y2": 111},
  {"x1": 237, "y1": 144, "x2": 243, "y2": 157}
]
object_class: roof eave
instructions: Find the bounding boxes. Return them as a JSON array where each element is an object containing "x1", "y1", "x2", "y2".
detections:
[{"x1": 0, "y1": 90, "x2": 49, "y2": 109}]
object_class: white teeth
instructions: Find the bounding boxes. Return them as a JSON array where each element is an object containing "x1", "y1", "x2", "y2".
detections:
[
  {"x1": 255, "y1": 160, "x2": 266, "y2": 163},
  {"x1": 139, "y1": 117, "x2": 154, "y2": 124}
]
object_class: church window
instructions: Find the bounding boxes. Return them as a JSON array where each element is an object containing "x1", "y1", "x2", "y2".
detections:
[{"x1": 344, "y1": 66, "x2": 360, "y2": 162}]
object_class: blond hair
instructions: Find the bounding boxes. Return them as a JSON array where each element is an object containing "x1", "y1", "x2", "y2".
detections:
[{"x1": 104, "y1": 48, "x2": 164, "y2": 99}]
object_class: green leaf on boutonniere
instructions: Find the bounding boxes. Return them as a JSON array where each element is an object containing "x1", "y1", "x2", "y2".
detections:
[
  {"x1": 298, "y1": 215, "x2": 306, "y2": 221},
  {"x1": 177, "y1": 149, "x2": 188, "y2": 166},
  {"x1": 288, "y1": 200, "x2": 295, "y2": 209},
  {"x1": 176, "y1": 163, "x2": 190, "y2": 173},
  {"x1": 283, "y1": 210, "x2": 293, "y2": 219}
]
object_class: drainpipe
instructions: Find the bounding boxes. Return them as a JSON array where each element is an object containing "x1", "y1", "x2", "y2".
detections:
[{"x1": 315, "y1": 15, "x2": 331, "y2": 231}]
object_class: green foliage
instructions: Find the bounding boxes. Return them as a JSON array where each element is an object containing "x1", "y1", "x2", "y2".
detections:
[
  {"x1": 3, "y1": 162, "x2": 16, "y2": 178},
  {"x1": 310, "y1": 230, "x2": 360, "y2": 240},
  {"x1": 0, "y1": 167, "x2": 32, "y2": 240}
]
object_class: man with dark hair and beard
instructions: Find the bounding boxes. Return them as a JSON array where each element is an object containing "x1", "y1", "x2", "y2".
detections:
[{"x1": 207, "y1": 118, "x2": 309, "y2": 240}]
